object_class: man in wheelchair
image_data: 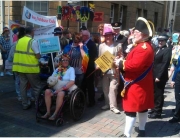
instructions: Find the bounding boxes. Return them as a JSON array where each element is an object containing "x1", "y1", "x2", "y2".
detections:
[{"x1": 41, "y1": 54, "x2": 76, "y2": 120}]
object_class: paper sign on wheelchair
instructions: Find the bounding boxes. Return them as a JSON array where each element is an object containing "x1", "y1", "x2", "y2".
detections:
[{"x1": 95, "y1": 51, "x2": 115, "y2": 73}]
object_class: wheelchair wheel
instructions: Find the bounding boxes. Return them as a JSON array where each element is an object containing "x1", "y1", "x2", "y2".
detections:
[
  {"x1": 70, "y1": 88, "x2": 86, "y2": 121},
  {"x1": 37, "y1": 91, "x2": 46, "y2": 115},
  {"x1": 56, "y1": 118, "x2": 64, "y2": 126}
]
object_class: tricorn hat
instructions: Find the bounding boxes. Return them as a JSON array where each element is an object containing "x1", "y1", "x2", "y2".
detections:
[
  {"x1": 157, "y1": 34, "x2": 169, "y2": 41},
  {"x1": 111, "y1": 22, "x2": 122, "y2": 29},
  {"x1": 135, "y1": 17, "x2": 154, "y2": 37},
  {"x1": 52, "y1": 27, "x2": 62, "y2": 35}
]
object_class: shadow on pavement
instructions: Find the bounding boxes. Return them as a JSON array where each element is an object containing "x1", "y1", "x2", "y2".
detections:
[{"x1": 146, "y1": 120, "x2": 180, "y2": 137}]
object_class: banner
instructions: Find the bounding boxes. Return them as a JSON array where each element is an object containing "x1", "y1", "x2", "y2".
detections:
[
  {"x1": 95, "y1": 51, "x2": 115, "y2": 73},
  {"x1": 34, "y1": 24, "x2": 55, "y2": 40},
  {"x1": 22, "y1": 6, "x2": 58, "y2": 26},
  {"x1": 9, "y1": 20, "x2": 56, "y2": 46},
  {"x1": 9, "y1": 20, "x2": 24, "y2": 46},
  {"x1": 38, "y1": 36, "x2": 61, "y2": 54}
]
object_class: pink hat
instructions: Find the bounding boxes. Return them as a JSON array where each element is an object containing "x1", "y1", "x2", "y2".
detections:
[{"x1": 103, "y1": 24, "x2": 115, "y2": 35}]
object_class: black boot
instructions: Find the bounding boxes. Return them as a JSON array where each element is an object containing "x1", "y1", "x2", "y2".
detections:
[
  {"x1": 148, "y1": 112, "x2": 161, "y2": 119},
  {"x1": 135, "y1": 127, "x2": 146, "y2": 137},
  {"x1": 137, "y1": 130, "x2": 145, "y2": 137},
  {"x1": 148, "y1": 109, "x2": 154, "y2": 114}
]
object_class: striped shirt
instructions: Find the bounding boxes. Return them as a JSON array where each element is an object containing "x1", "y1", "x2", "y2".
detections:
[{"x1": 0, "y1": 35, "x2": 11, "y2": 51}]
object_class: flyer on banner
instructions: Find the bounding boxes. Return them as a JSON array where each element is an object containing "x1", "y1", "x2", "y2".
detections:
[
  {"x1": 38, "y1": 36, "x2": 61, "y2": 54},
  {"x1": 95, "y1": 51, "x2": 115, "y2": 73},
  {"x1": 9, "y1": 20, "x2": 24, "y2": 46},
  {"x1": 22, "y1": 6, "x2": 58, "y2": 26}
]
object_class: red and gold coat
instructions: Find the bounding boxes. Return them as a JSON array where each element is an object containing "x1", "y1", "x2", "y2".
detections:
[{"x1": 121, "y1": 41, "x2": 154, "y2": 112}]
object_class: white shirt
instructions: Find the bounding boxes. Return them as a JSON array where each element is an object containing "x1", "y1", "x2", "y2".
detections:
[{"x1": 52, "y1": 67, "x2": 75, "y2": 81}]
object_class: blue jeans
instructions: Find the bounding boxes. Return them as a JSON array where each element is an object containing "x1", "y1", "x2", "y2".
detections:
[
  {"x1": 14, "y1": 73, "x2": 34, "y2": 98},
  {"x1": 1, "y1": 52, "x2": 8, "y2": 70},
  {"x1": 14, "y1": 73, "x2": 21, "y2": 98}
]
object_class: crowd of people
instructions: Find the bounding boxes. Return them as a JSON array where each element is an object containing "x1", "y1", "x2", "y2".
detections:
[{"x1": 0, "y1": 16, "x2": 180, "y2": 137}]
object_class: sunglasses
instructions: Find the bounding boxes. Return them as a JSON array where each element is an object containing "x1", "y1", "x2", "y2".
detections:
[{"x1": 61, "y1": 59, "x2": 69, "y2": 62}]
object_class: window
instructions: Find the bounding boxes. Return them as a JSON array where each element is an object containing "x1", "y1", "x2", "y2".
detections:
[
  {"x1": 120, "y1": 5, "x2": 127, "y2": 30},
  {"x1": 136, "y1": 8, "x2": 142, "y2": 19},
  {"x1": 154, "y1": 12, "x2": 158, "y2": 31},
  {"x1": 119, "y1": 6, "x2": 123, "y2": 23},
  {"x1": 143, "y1": 10, "x2": 147, "y2": 18},
  {"x1": 110, "y1": 4, "x2": 115, "y2": 23},
  {"x1": 25, "y1": 1, "x2": 48, "y2": 28}
]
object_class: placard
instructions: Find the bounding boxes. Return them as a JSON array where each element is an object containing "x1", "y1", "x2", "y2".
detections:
[
  {"x1": 38, "y1": 36, "x2": 61, "y2": 54},
  {"x1": 95, "y1": 51, "x2": 115, "y2": 73}
]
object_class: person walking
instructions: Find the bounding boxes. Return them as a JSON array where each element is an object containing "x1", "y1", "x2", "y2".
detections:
[
  {"x1": 63, "y1": 32, "x2": 89, "y2": 88},
  {"x1": 98, "y1": 24, "x2": 122, "y2": 114},
  {"x1": 12, "y1": 26, "x2": 42, "y2": 110},
  {"x1": 81, "y1": 30, "x2": 98, "y2": 107},
  {"x1": 0, "y1": 27, "x2": 13, "y2": 76},
  {"x1": 115, "y1": 17, "x2": 155, "y2": 137},
  {"x1": 169, "y1": 53, "x2": 180, "y2": 123},
  {"x1": 148, "y1": 34, "x2": 171, "y2": 119}
]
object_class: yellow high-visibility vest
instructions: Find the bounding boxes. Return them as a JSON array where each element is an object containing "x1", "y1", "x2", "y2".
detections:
[{"x1": 12, "y1": 36, "x2": 40, "y2": 73}]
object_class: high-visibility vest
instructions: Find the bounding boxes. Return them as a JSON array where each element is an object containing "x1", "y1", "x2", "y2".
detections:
[{"x1": 12, "y1": 36, "x2": 40, "y2": 73}]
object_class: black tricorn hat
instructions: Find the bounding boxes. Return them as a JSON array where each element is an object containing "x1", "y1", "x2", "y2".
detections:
[
  {"x1": 135, "y1": 17, "x2": 154, "y2": 37},
  {"x1": 157, "y1": 34, "x2": 169, "y2": 41},
  {"x1": 52, "y1": 27, "x2": 62, "y2": 35},
  {"x1": 111, "y1": 22, "x2": 122, "y2": 29}
]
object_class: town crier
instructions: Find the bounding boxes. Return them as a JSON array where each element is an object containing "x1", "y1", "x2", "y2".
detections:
[{"x1": 114, "y1": 17, "x2": 155, "y2": 137}]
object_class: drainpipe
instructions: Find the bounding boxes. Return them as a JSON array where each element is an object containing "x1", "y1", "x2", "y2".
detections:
[
  {"x1": 0, "y1": 0, "x2": 4, "y2": 33},
  {"x1": 8, "y1": 1, "x2": 9, "y2": 26}
]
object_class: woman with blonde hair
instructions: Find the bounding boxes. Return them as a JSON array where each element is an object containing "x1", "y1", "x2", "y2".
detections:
[{"x1": 97, "y1": 23, "x2": 105, "y2": 43}]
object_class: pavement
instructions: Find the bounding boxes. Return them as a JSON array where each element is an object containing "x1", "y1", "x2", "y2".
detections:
[{"x1": 0, "y1": 75, "x2": 180, "y2": 137}]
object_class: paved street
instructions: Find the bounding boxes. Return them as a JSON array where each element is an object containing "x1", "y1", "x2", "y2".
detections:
[{"x1": 0, "y1": 75, "x2": 180, "y2": 137}]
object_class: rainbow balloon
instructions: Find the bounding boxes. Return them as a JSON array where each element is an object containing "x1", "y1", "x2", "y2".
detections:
[{"x1": 11, "y1": 24, "x2": 20, "y2": 34}]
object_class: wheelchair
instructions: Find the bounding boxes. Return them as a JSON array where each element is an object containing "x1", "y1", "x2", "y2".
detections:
[{"x1": 36, "y1": 87, "x2": 86, "y2": 126}]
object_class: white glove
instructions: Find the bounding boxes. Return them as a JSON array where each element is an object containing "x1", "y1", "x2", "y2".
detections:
[{"x1": 114, "y1": 57, "x2": 123, "y2": 66}]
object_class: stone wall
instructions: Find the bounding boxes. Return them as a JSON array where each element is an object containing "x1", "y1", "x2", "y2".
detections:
[{"x1": 3, "y1": 1, "x2": 165, "y2": 33}]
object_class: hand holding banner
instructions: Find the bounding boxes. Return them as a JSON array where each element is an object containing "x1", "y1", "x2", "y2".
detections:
[{"x1": 95, "y1": 51, "x2": 115, "y2": 73}]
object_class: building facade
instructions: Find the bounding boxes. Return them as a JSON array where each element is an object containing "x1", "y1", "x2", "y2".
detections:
[{"x1": 0, "y1": 1, "x2": 176, "y2": 35}]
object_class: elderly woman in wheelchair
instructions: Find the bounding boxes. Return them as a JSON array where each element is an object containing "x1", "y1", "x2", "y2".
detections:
[{"x1": 41, "y1": 54, "x2": 77, "y2": 120}]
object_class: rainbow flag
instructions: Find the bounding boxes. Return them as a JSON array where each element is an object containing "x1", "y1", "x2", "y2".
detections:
[
  {"x1": 63, "y1": 44, "x2": 89, "y2": 73},
  {"x1": 81, "y1": 47, "x2": 89, "y2": 73}
]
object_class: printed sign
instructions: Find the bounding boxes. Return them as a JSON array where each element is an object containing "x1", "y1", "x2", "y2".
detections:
[
  {"x1": 34, "y1": 24, "x2": 55, "y2": 40},
  {"x1": 38, "y1": 36, "x2": 61, "y2": 54},
  {"x1": 22, "y1": 6, "x2": 58, "y2": 26},
  {"x1": 95, "y1": 51, "x2": 115, "y2": 73}
]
